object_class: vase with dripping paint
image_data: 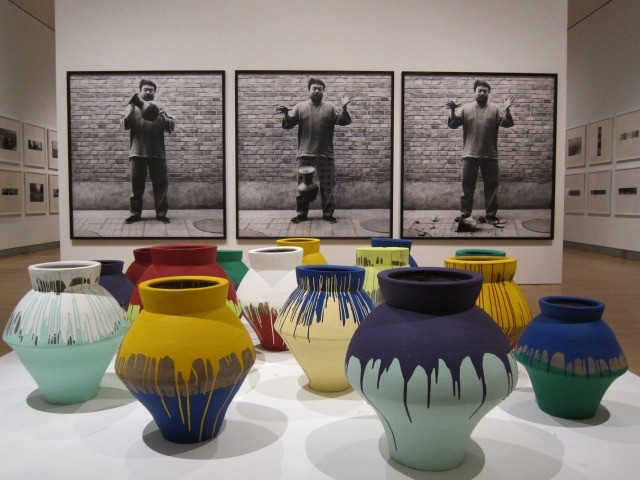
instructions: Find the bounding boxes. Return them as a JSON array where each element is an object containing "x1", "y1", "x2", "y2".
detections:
[
  {"x1": 128, "y1": 244, "x2": 241, "y2": 321},
  {"x1": 370, "y1": 237, "x2": 418, "y2": 267},
  {"x1": 236, "y1": 246, "x2": 303, "y2": 351},
  {"x1": 125, "y1": 247, "x2": 152, "y2": 285},
  {"x1": 216, "y1": 249, "x2": 249, "y2": 290},
  {"x1": 515, "y1": 296, "x2": 627, "y2": 419},
  {"x1": 276, "y1": 237, "x2": 327, "y2": 265},
  {"x1": 444, "y1": 256, "x2": 531, "y2": 348},
  {"x1": 346, "y1": 267, "x2": 517, "y2": 471},
  {"x1": 276, "y1": 265, "x2": 374, "y2": 392},
  {"x1": 96, "y1": 259, "x2": 134, "y2": 310},
  {"x1": 115, "y1": 276, "x2": 255, "y2": 443},
  {"x1": 355, "y1": 246, "x2": 410, "y2": 306},
  {"x1": 3, "y1": 261, "x2": 129, "y2": 404}
]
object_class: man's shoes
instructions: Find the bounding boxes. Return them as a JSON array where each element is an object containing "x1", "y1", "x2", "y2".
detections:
[
  {"x1": 156, "y1": 216, "x2": 171, "y2": 224},
  {"x1": 486, "y1": 216, "x2": 500, "y2": 225},
  {"x1": 291, "y1": 213, "x2": 307, "y2": 224},
  {"x1": 125, "y1": 214, "x2": 141, "y2": 224},
  {"x1": 323, "y1": 215, "x2": 337, "y2": 224}
]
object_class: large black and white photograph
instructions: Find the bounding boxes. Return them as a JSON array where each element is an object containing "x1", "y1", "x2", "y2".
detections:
[
  {"x1": 236, "y1": 71, "x2": 393, "y2": 239},
  {"x1": 0, "y1": 115, "x2": 22, "y2": 166},
  {"x1": 402, "y1": 72, "x2": 557, "y2": 239},
  {"x1": 68, "y1": 71, "x2": 225, "y2": 239}
]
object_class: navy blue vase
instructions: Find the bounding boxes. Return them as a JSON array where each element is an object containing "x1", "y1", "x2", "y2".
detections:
[{"x1": 96, "y1": 260, "x2": 134, "y2": 310}]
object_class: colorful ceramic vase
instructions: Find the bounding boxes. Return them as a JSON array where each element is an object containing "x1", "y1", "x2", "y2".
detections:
[
  {"x1": 236, "y1": 246, "x2": 303, "y2": 351},
  {"x1": 3, "y1": 261, "x2": 129, "y2": 404},
  {"x1": 455, "y1": 248, "x2": 506, "y2": 257},
  {"x1": 128, "y1": 244, "x2": 241, "y2": 321},
  {"x1": 370, "y1": 237, "x2": 418, "y2": 267},
  {"x1": 346, "y1": 267, "x2": 517, "y2": 471},
  {"x1": 355, "y1": 246, "x2": 410, "y2": 305},
  {"x1": 515, "y1": 296, "x2": 628, "y2": 419},
  {"x1": 96, "y1": 259, "x2": 134, "y2": 310},
  {"x1": 115, "y1": 276, "x2": 255, "y2": 443},
  {"x1": 216, "y1": 249, "x2": 249, "y2": 290},
  {"x1": 444, "y1": 256, "x2": 531, "y2": 348},
  {"x1": 125, "y1": 247, "x2": 152, "y2": 284},
  {"x1": 276, "y1": 237, "x2": 327, "y2": 265},
  {"x1": 276, "y1": 265, "x2": 374, "y2": 392}
]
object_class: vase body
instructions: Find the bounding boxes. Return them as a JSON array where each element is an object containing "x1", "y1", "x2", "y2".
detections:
[
  {"x1": 125, "y1": 247, "x2": 152, "y2": 284},
  {"x1": 216, "y1": 249, "x2": 249, "y2": 290},
  {"x1": 276, "y1": 265, "x2": 374, "y2": 392},
  {"x1": 276, "y1": 237, "x2": 327, "y2": 265},
  {"x1": 355, "y1": 246, "x2": 410, "y2": 305},
  {"x1": 3, "y1": 261, "x2": 129, "y2": 404},
  {"x1": 515, "y1": 296, "x2": 628, "y2": 419},
  {"x1": 346, "y1": 267, "x2": 517, "y2": 471},
  {"x1": 370, "y1": 237, "x2": 418, "y2": 267},
  {"x1": 128, "y1": 244, "x2": 241, "y2": 321},
  {"x1": 116, "y1": 276, "x2": 255, "y2": 443},
  {"x1": 444, "y1": 256, "x2": 531, "y2": 348},
  {"x1": 455, "y1": 248, "x2": 506, "y2": 257},
  {"x1": 236, "y1": 247, "x2": 303, "y2": 351},
  {"x1": 96, "y1": 259, "x2": 134, "y2": 310}
]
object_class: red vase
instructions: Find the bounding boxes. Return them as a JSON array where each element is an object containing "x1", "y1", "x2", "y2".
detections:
[
  {"x1": 124, "y1": 247, "x2": 152, "y2": 285},
  {"x1": 127, "y1": 244, "x2": 240, "y2": 321}
]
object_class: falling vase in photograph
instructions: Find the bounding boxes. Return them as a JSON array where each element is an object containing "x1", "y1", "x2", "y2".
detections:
[
  {"x1": 128, "y1": 244, "x2": 241, "y2": 321},
  {"x1": 346, "y1": 267, "x2": 517, "y2": 471},
  {"x1": 216, "y1": 249, "x2": 249, "y2": 290},
  {"x1": 116, "y1": 276, "x2": 255, "y2": 443},
  {"x1": 276, "y1": 265, "x2": 374, "y2": 392},
  {"x1": 355, "y1": 246, "x2": 410, "y2": 305},
  {"x1": 236, "y1": 246, "x2": 303, "y2": 351},
  {"x1": 124, "y1": 247, "x2": 152, "y2": 285},
  {"x1": 515, "y1": 296, "x2": 628, "y2": 419},
  {"x1": 444, "y1": 256, "x2": 531, "y2": 348},
  {"x1": 276, "y1": 237, "x2": 327, "y2": 265},
  {"x1": 370, "y1": 237, "x2": 418, "y2": 266},
  {"x1": 3, "y1": 261, "x2": 129, "y2": 404}
]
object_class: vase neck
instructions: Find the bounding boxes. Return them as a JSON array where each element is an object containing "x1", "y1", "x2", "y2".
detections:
[
  {"x1": 139, "y1": 276, "x2": 228, "y2": 315},
  {"x1": 296, "y1": 265, "x2": 365, "y2": 292},
  {"x1": 277, "y1": 238, "x2": 320, "y2": 256},
  {"x1": 356, "y1": 247, "x2": 409, "y2": 269},
  {"x1": 216, "y1": 250, "x2": 243, "y2": 262},
  {"x1": 133, "y1": 248, "x2": 152, "y2": 264},
  {"x1": 28, "y1": 261, "x2": 101, "y2": 293},
  {"x1": 151, "y1": 244, "x2": 217, "y2": 266},
  {"x1": 96, "y1": 260, "x2": 124, "y2": 276},
  {"x1": 444, "y1": 256, "x2": 517, "y2": 283},
  {"x1": 538, "y1": 296, "x2": 604, "y2": 323},
  {"x1": 249, "y1": 247, "x2": 303, "y2": 271},
  {"x1": 370, "y1": 237, "x2": 412, "y2": 250}
]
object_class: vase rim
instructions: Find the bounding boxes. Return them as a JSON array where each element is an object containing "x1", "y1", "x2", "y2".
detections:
[
  {"x1": 540, "y1": 296, "x2": 604, "y2": 310},
  {"x1": 250, "y1": 246, "x2": 304, "y2": 254},
  {"x1": 29, "y1": 260, "x2": 100, "y2": 271},
  {"x1": 151, "y1": 243, "x2": 215, "y2": 252},
  {"x1": 445, "y1": 256, "x2": 516, "y2": 265},
  {"x1": 277, "y1": 237, "x2": 320, "y2": 243},
  {"x1": 141, "y1": 275, "x2": 227, "y2": 291},
  {"x1": 381, "y1": 266, "x2": 482, "y2": 285},
  {"x1": 298, "y1": 264, "x2": 363, "y2": 274}
]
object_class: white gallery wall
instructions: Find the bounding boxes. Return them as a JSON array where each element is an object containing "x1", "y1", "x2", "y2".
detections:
[
  {"x1": 0, "y1": 1, "x2": 59, "y2": 251},
  {"x1": 55, "y1": 0, "x2": 567, "y2": 283},
  {"x1": 565, "y1": 0, "x2": 640, "y2": 253}
]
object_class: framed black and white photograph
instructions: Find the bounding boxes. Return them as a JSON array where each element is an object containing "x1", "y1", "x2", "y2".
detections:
[
  {"x1": 0, "y1": 116, "x2": 22, "y2": 166},
  {"x1": 68, "y1": 71, "x2": 226, "y2": 239},
  {"x1": 587, "y1": 117, "x2": 613, "y2": 166},
  {"x1": 613, "y1": 167, "x2": 640, "y2": 216},
  {"x1": 48, "y1": 174, "x2": 59, "y2": 214},
  {"x1": 586, "y1": 170, "x2": 611, "y2": 215},
  {"x1": 0, "y1": 168, "x2": 23, "y2": 216},
  {"x1": 402, "y1": 72, "x2": 557, "y2": 240},
  {"x1": 235, "y1": 70, "x2": 393, "y2": 239},
  {"x1": 47, "y1": 129, "x2": 58, "y2": 170},
  {"x1": 614, "y1": 109, "x2": 640, "y2": 162},
  {"x1": 24, "y1": 171, "x2": 47, "y2": 215},
  {"x1": 22, "y1": 123, "x2": 46, "y2": 169},
  {"x1": 566, "y1": 125, "x2": 586, "y2": 168},
  {"x1": 564, "y1": 172, "x2": 585, "y2": 215}
]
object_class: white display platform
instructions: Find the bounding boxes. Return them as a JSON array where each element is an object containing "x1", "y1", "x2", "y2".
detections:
[{"x1": 1, "y1": 338, "x2": 640, "y2": 480}]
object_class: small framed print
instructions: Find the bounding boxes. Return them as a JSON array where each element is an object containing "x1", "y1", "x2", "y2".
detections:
[
  {"x1": 615, "y1": 109, "x2": 640, "y2": 162},
  {"x1": 587, "y1": 117, "x2": 613, "y2": 165},
  {"x1": 22, "y1": 123, "x2": 46, "y2": 169},
  {"x1": 564, "y1": 173, "x2": 584, "y2": 214},
  {"x1": 613, "y1": 167, "x2": 640, "y2": 216},
  {"x1": 48, "y1": 174, "x2": 59, "y2": 214},
  {"x1": 0, "y1": 168, "x2": 23, "y2": 215},
  {"x1": 566, "y1": 125, "x2": 586, "y2": 168},
  {"x1": 586, "y1": 170, "x2": 611, "y2": 215},
  {"x1": 24, "y1": 171, "x2": 47, "y2": 215},
  {"x1": 0, "y1": 115, "x2": 22, "y2": 166},
  {"x1": 47, "y1": 129, "x2": 58, "y2": 170}
]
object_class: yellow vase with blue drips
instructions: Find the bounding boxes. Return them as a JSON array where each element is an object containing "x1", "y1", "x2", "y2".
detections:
[
  {"x1": 115, "y1": 276, "x2": 255, "y2": 443},
  {"x1": 276, "y1": 265, "x2": 374, "y2": 392}
]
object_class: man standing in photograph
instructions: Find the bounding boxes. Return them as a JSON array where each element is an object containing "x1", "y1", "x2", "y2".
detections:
[
  {"x1": 276, "y1": 77, "x2": 355, "y2": 224},
  {"x1": 120, "y1": 79, "x2": 175, "y2": 224},
  {"x1": 446, "y1": 79, "x2": 515, "y2": 226}
]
